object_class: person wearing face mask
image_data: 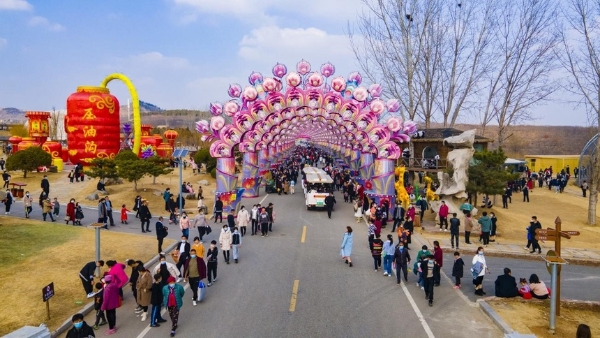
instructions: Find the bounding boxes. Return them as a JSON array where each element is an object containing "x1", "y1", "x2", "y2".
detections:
[
  {"x1": 162, "y1": 276, "x2": 185, "y2": 337},
  {"x1": 219, "y1": 225, "x2": 232, "y2": 264},
  {"x1": 184, "y1": 248, "x2": 207, "y2": 306},
  {"x1": 136, "y1": 265, "x2": 153, "y2": 321},
  {"x1": 175, "y1": 236, "x2": 191, "y2": 282},
  {"x1": 231, "y1": 227, "x2": 242, "y2": 263},
  {"x1": 179, "y1": 212, "x2": 190, "y2": 239},
  {"x1": 236, "y1": 205, "x2": 250, "y2": 236},
  {"x1": 472, "y1": 246, "x2": 490, "y2": 296},
  {"x1": 65, "y1": 313, "x2": 95, "y2": 338},
  {"x1": 393, "y1": 240, "x2": 411, "y2": 284},
  {"x1": 66, "y1": 198, "x2": 76, "y2": 225},
  {"x1": 153, "y1": 255, "x2": 180, "y2": 289},
  {"x1": 3, "y1": 189, "x2": 13, "y2": 214},
  {"x1": 206, "y1": 240, "x2": 219, "y2": 286},
  {"x1": 23, "y1": 191, "x2": 33, "y2": 218}
]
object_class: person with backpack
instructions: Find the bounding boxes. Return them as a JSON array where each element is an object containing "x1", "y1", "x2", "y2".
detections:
[{"x1": 259, "y1": 207, "x2": 270, "y2": 237}]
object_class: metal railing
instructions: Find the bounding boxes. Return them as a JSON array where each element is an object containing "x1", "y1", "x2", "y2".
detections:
[{"x1": 398, "y1": 157, "x2": 447, "y2": 169}]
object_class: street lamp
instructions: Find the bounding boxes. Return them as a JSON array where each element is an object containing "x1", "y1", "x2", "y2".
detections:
[{"x1": 173, "y1": 143, "x2": 189, "y2": 214}]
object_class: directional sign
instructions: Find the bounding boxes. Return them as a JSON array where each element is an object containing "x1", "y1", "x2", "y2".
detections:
[
  {"x1": 535, "y1": 229, "x2": 556, "y2": 235},
  {"x1": 562, "y1": 231, "x2": 580, "y2": 236},
  {"x1": 559, "y1": 232, "x2": 571, "y2": 239},
  {"x1": 536, "y1": 235, "x2": 556, "y2": 241}
]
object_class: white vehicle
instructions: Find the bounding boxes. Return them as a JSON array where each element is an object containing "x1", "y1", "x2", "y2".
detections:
[{"x1": 303, "y1": 167, "x2": 334, "y2": 210}]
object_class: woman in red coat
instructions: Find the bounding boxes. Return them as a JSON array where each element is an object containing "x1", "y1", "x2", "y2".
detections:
[
  {"x1": 66, "y1": 199, "x2": 76, "y2": 225},
  {"x1": 526, "y1": 178, "x2": 534, "y2": 191}
]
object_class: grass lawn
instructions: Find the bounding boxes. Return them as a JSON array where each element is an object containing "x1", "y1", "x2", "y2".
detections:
[
  {"x1": 488, "y1": 298, "x2": 599, "y2": 338},
  {"x1": 0, "y1": 217, "x2": 175, "y2": 336}
]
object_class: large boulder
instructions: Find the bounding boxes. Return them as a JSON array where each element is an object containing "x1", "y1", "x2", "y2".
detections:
[
  {"x1": 198, "y1": 180, "x2": 209, "y2": 186},
  {"x1": 183, "y1": 193, "x2": 196, "y2": 200},
  {"x1": 86, "y1": 192, "x2": 99, "y2": 201},
  {"x1": 105, "y1": 178, "x2": 123, "y2": 185}
]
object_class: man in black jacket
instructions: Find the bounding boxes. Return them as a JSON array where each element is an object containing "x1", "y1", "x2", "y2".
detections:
[
  {"x1": 529, "y1": 216, "x2": 542, "y2": 254},
  {"x1": 40, "y1": 175, "x2": 50, "y2": 195},
  {"x1": 156, "y1": 216, "x2": 167, "y2": 253},
  {"x1": 324, "y1": 192, "x2": 336, "y2": 219},
  {"x1": 214, "y1": 197, "x2": 223, "y2": 223},
  {"x1": 65, "y1": 313, "x2": 95, "y2": 338},
  {"x1": 421, "y1": 254, "x2": 440, "y2": 307},
  {"x1": 494, "y1": 268, "x2": 519, "y2": 298},
  {"x1": 393, "y1": 242, "x2": 411, "y2": 284},
  {"x1": 175, "y1": 235, "x2": 191, "y2": 282},
  {"x1": 449, "y1": 213, "x2": 460, "y2": 249},
  {"x1": 127, "y1": 260, "x2": 143, "y2": 312},
  {"x1": 79, "y1": 260, "x2": 104, "y2": 297}
]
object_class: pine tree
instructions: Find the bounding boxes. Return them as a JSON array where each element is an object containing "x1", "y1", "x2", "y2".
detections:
[
  {"x1": 146, "y1": 156, "x2": 173, "y2": 184},
  {"x1": 5, "y1": 147, "x2": 52, "y2": 178},
  {"x1": 85, "y1": 158, "x2": 118, "y2": 180},
  {"x1": 466, "y1": 148, "x2": 519, "y2": 206}
]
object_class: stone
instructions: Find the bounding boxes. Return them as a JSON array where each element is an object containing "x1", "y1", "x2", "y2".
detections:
[
  {"x1": 153, "y1": 190, "x2": 162, "y2": 196},
  {"x1": 443, "y1": 129, "x2": 475, "y2": 148},
  {"x1": 105, "y1": 178, "x2": 123, "y2": 185},
  {"x1": 184, "y1": 193, "x2": 196, "y2": 200},
  {"x1": 198, "y1": 180, "x2": 209, "y2": 186},
  {"x1": 86, "y1": 192, "x2": 99, "y2": 201}
]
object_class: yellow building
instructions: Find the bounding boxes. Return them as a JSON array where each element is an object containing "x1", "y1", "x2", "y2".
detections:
[{"x1": 524, "y1": 155, "x2": 580, "y2": 172}]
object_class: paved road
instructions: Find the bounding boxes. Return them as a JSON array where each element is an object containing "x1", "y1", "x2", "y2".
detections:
[{"x1": 34, "y1": 190, "x2": 501, "y2": 338}]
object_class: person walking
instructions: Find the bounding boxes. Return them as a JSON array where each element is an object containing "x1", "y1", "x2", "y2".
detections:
[
  {"x1": 452, "y1": 251, "x2": 464, "y2": 289},
  {"x1": 324, "y1": 192, "x2": 336, "y2": 219},
  {"x1": 250, "y1": 205, "x2": 259, "y2": 235},
  {"x1": 421, "y1": 254, "x2": 440, "y2": 306},
  {"x1": 219, "y1": 225, "x2": 232, "y2": 264},
  {"x1": 382, "y1": 234, "x2": 395, "y2": 277},
  {"x1": 136, "y1": 265, "x2": 153, "y2": 322},
  {"x1": 193, "y1": 212, "x2": 209, "y2": 241},
  {"x1": 79, "y1": 260, "x2": 104, "y2": 297},
  {"x1": 478, "y1": 212, "x2": 492, "y2": 246},
  {"x1": 179, "y1": 212, "x2": 190, "y2": 239},
  {"x1": 259, "y1": 207, "x2": 270, "y2": 237},
  {"x1": 529, "y1": 216, "x2": 542, "y2": 254},
  {"x1": 139, "y1": 200, "x2": 152, "y2": 233},
  {"x1": 490, "y1": 212, "x2": 497, "y2": 242},
  {"x1": 581, "y1": 180, "x2": 588, "y2": 197},
  {"x1": 449, "y1": 213, "x2": 460, "y2": 249},
  {"x1": 155, "y1": 217, "x2": 168, "y2": 253},
  {"x1": 3, "y1": 189, "x2": 13, "y2": 214},
  {"x1": 150, "y1": 274, "x2": 167, "y2": 327},
  {"x1": 231, "y1": 227, "x2": 242, "y2": 263},
  {"x1": 393, "y1": 240, "x2": 411, "y2": 284},
  {"x1": 153, "y1": 255, "x2": 180, "y2": 289},
  {"x1": 23, "y1": 191, "x2": 33, "y2": 218},
  {"x1": 104, "y1": 196, "x2": 115, "y2": 226},
  {"x1": 438, "y1": 201, "x2": 449, "y2": 231},
  {"x1": 464, "y1": 214, "x2": 474, "y2": 244},
  {"x1": 133, "y1": 196, "x2": 141, "y2": 218},
  {"x1": 266, "y1": 203, "x2": 275, "y2": 232},
  {"x1": 183, "y1": 248, "x2": 207, "y2": 306},
  {"x1": 392, "y1": 204, "x2": 404, "y2": 231},
  {"x1": 97, "y1": 198, "x2": 107, "y2": 229},
  {"x1": 236, "y1": 205, "x2": 250, "y2": 236},
  {"x1": 162, "y1": 276, "x2": 185, "y2": 337},
  {"x1": 371, "y1": 234, "x2": 383, "y2": 271},
  {"x1": 340, "y1": 226, "x2": 354, "y2": 267},
  {"x1": 206, "y1": 240, "x2": 219, "y2": 286},
  {"x1": 522, "y1": 185, "x2": 529, "y2": 202},
  {"x1": 353, "y1": 199, "x2": 364, "y2": 223},
  {"x1": 213, "y1": 197, "x2": 223, "y2": 223},
  {"x1": 127, "y1": 260, "x2": 142, "y2": 312},
  {"x1": 100, "y1": 275, "x2": 120, "y2": 335},
  {"x1": 40, "y1": 175, "x2": 50, "y2": 195},
  {"x1": 2, "y1": 171, "x2": 10, "y2": 189},
  {"x1": 290, "y1": 179, "x2": 295, "y2": 194},
  {"x1": 472, "y1": 246, "x2": 489, "y2": 296},
  {"x1": 75, "y1": 202, "x2": 84, "y2": 225},
  {"x1": 66, "y1": 199, "x2": 76, "y2": 225},
  {"x1": 43, "y1": 197, "x2": 55, "y2": 222},
  {"x1": 175, "y1": 236, "x2": 191, "y2": 281},
  {"x1": 433, "y1": 241, "x2": 443, "y2": 286},
  {"x1": 120, "y1": 204, "x2": 130, "y2": 224},
  {"x1": 502, "y1": 188, "x2": 509, "y2": 209}
]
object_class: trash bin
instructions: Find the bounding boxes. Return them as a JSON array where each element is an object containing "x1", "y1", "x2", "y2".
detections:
[{"x1": 16, "y1": 188, "x2": 24, "y2": 198}]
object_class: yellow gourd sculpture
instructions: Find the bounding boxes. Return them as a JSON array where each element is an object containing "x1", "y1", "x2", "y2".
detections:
[
  {"x1": 424, "y1": 176, "x2": 439, "y2": 201},
  {"x1": 394, "y1": 166, "x2": 410, "y2": 209}
]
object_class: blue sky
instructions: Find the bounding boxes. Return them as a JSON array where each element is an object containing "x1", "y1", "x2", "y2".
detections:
[{"x1": 0, "y1": 0, "x2": 590, "y2": 126}]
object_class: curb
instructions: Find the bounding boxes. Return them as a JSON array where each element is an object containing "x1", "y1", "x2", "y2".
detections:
[
  {"x1": 478, "y1": 300, "x2": 516, "y2": 335},
  {"x1": 50, "y1": 241, "x2": 179, "y2": 338}
]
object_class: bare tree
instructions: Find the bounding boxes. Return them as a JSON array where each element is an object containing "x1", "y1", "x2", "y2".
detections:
[
  {"x1": 48, "y1": 106, "x2": 64, "y2": 141},
  {"x1": 559, "y1": 0, "x2": 600, "y2": 225},
  {"x1": 478, "y1": 0, "x2": 560, "y2": 145}
]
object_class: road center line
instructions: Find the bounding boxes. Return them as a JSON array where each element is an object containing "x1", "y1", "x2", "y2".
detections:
[
  {"x1": 301, "y1": 226, "x2": 307, "y2": 243},
  {"x1": 136, "y1": 282, "x2": 191, "y2": 338},
  {"x1": 289, "y1": 280, "x2": 299, "y2": 312},
  {"x1": 259, "y1": 194, "x2": 269, "y2": 205},
  {"x1": 400, "y1": 282, "x2": 435, "y2": 338}
]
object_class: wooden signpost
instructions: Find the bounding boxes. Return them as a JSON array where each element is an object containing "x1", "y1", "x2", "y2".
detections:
[
  {"x1": 42, "y1": 282, "x2": 55, "y2": 320},
  {"x1": 534, "y1": 216, "x2": 580, "y2": 333}
]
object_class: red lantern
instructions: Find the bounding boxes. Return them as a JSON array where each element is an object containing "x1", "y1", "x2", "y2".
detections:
[
  {"x1": 163, "y1": 129, "x2": 179, "y2": 148},
  {"x1": 25, "y1": 111, "x2": 51, "y2": 144},
  {"x1": 8, "y1": 136, "x2": 22, "y2": 154},
  {"x1": 42, "y1": 141, "x2": 62, "y2": 158},
  {"x1": 65, "y1": 86, "x2": 120, "y2": 165},
  {"x1": 141, "y1": 124, "x2": 153, "y2": 136},
  {"x1": 17, "y1": 137, "x2": 40, "y2": 151},
  {"x1": 61, "y1": 146, "x2": 69, "y2": 162},
  {"x1": 157, "y1": 143, "x2": 173, "y2": 158}
]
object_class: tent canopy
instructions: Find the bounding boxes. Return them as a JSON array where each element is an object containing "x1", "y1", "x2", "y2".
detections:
[{"x1": 505, "y1": 158, "x2": 526, "y2": 165}]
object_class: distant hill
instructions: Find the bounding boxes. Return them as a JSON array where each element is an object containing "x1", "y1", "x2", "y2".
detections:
[{"x1": 0, "y1": 107, "x2": 26, "y2": 122}]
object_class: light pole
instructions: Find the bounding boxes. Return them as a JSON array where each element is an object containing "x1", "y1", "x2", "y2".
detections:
[{"x1": 173, "y1": 143, "x2": 189, "y2": 214}]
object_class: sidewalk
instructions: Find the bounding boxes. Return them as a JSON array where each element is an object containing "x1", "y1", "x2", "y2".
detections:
[{"x1": 414, "y1": 223, "x2": 600, "y2": 265}]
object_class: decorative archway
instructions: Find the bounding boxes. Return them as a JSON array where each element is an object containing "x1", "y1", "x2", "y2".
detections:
[{"x1": 196, "y1": 60, "x2": 418, "y2": 212}]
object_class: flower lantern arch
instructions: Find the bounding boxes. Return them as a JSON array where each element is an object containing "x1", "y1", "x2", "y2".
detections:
[{"x1": 197, "y1": 60, "x2": 417, "y2": 212}]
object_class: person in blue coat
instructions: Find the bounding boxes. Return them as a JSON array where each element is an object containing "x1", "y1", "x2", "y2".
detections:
[
  {"x1": 340, "y1": 226, "x2": 354, "y2": 267},
  {"x1": 162, "y1": 276, "x2": 185, "y2": 337}
]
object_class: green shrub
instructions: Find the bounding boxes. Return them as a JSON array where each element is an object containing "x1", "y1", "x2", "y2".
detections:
[{"x1": 210, "y1": 167, "x2": 216, "y2": 178}]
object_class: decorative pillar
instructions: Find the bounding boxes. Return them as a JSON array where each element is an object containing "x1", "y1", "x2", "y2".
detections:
[
  {"x1": 241, "y1": 152, "x2": 261, "y2": 197},
  {"x1": 258, "y1": 148, "x2": 270, "y2": 187},
  {"x1": 350, "y1": 150, "x2": 361, "y2": 172},
  {"x1": 360, "y1": 152, "x2": 374, "y2": 181},
  {"x1": 215, "y1": 157, "x2": 243, "y2": 213},
  {"x1": 369, "y1": 158, "x2": 396, "y2": 206}
]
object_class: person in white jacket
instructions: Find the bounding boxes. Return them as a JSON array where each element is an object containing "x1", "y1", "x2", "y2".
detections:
[
  {"x1": 290, "y1": 180, "x2": 295, "y2": 194},
  {"x1": 219, "y1": 225, "x2": 232, "y2": 264},
  {"x1": 152, "y1": 255, "x2": 180, "y2": 288},
  {"x1": 236, "y1": 206, "x2": 250, "y2": 237},
  {"x1": 472, "y1": 246, "x2": 489, "y2": 296}
]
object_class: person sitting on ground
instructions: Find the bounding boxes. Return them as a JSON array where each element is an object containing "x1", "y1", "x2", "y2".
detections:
[
  {"x1": 518, "y1": 278, "x2": 532, "y2": 299},
  {"x1": 494, "y1": 267, "x2": 519, "y2": 298},
  {"x1": 97, "y1": 179, "x2": 106, "y2": 193},
  {"x1": 528, "y1": 273, "x2": 549, "y2": 299}
]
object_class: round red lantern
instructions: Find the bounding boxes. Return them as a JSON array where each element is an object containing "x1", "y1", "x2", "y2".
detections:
[
  {"x1": 164, "y1": 129, "x2": 178, "y2": 148},
  {"x1": 157, "y1": 143, "x2": 173, "y2": 158},
  {"x1": 141, "y1": 124, "x2": 153, "y2": 136},
  {"x1": 17, "y1": 137, "x2": 40, "y2": 151},
  {"x1": 8, "y1": 136, "x2": 22, "y2": 154},
  {"x1": 25, "y1": 111, "x2": 51, "y2": 144},
  {"x1": 42, "y1": 141, "x2": 62, "y2": 158},
  {"x1": 61, "y1": 146, "x2": 69, "y2": 162},
  {"x1": 65, "y1": 86, "x2": 120, "y2": 165}
]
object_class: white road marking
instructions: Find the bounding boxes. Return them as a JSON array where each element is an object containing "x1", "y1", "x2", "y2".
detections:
[
  {"x1": 136, "y1": 283, "x2": 191, "y2": 338},
  {"x1": 259, "y1": 194, "x2": 269, "y2": 205},
  {"x1": 400, "y1": 282, "x2": 436, "y2": 338}
]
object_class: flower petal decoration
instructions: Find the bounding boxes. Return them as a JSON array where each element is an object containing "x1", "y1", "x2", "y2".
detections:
[
  {"x1": 243, "y1": 86, "x2": 258, "y2": 102},
  {"x1": 272, "y1": 63, "x2": 287, "y2": 78},
  {"x1": 320, "y1": 62, "x2": 335, "y2": 78},
  {"x1": 386, "y1": 99, "x2": 400, "y2": 112},
  {"x1": 331, "y1": 76, "x2": 346, "y2": 92},
  {"x1": 297, "y1": 59, "x2": 311, "y2": 75},
  {"x1": 223, "y1": 101, "x2": 240, "y2": 117},
  {"x1": 210, "y1": 116, "x2": 226, "y2": 131},
  {"x1": 248, "y1": 72, "x2": 263, "y2": 85},
  {"x1": 286, "y1": 72, "x2": 301, "y2": 87},
  {"x1": 210, "y1": 102, "x2": 223, "y2": 116},
  {"x1": 228, "y1": 83, "x2": 242, "y2": 98}
]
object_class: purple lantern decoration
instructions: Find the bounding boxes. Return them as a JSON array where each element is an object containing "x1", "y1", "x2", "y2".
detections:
[
  {"x1": 210, "y1": 102, "x2": 223, "y2": 116},
  {"x1": 320, "y1": 62, "x2": 335, "y2": 78},
  {"x1": 297, "y1": 59, "x2": 311, "y2": 75},
  {"x1": 272, "y1": 63, "x2": 287, "y2": 78},
  {"x1": 348, "y1": 71, "x2": 362, "y2": 85},
  {"x1": 228, "y1": 83, "x2": 242, "y2": 98},
  {"x1": 248, "y1": 72, "x2": 263, "y2": 85}
]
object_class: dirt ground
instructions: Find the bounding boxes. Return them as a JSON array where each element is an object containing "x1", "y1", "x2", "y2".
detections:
[
  {"x1": 421, "y1": 182, "x2": 600, "y2": 250},
  {"x1": 0, "y1": 217, "x2": 175, "y2": 336},
  {"x1": 488, "y1": 298, "x2": 599, "y2": 338}
]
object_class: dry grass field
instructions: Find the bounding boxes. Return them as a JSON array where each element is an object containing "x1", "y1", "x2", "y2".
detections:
[{"x1": 0, "y1": 217, "x2": 175, "y2": 336}]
